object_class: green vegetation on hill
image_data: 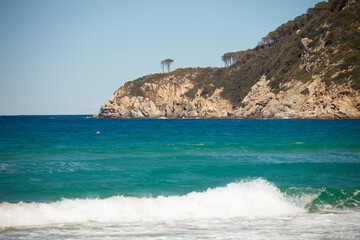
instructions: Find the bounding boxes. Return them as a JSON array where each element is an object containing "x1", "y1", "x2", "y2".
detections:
[{"x1": 125, "y1": 0, "x2": 360, "y2": 105}]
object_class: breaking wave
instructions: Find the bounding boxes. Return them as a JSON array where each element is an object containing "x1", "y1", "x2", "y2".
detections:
[{"x1": 0, "y1": 179, "x2": 320, "y2": 227}]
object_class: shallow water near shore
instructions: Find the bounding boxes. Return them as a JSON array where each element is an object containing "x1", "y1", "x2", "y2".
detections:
[{"x1": 0, "y1": 116, "x2": 359, "y2": 239}]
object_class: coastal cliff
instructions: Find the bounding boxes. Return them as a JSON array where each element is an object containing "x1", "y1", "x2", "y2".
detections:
[
  {"x1": 94, "y1": 0, "x2": 360, "y2": 119},
  {"x1": 94, "y1": 72, "x2": 360, "y2": 119}
]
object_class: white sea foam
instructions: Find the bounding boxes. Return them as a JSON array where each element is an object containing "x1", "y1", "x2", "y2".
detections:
[{"x1": 0, "y1": 179, "x2": 307, "y2": 228}]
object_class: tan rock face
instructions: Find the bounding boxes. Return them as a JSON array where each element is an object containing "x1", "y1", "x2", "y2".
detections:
[
  {"x1": 234, "y1": 75, "x2": 360, "y2": 119},
  {"x1": 94, "y1": 74, "x2": 360, "y2": 119},
  {"x1": 94, "y1": 74, "x2": 234, "y2": 118}
]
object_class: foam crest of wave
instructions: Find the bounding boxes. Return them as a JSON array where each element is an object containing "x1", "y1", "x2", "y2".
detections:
[{"x1": 0, "y1": 179, "x2": 305, "y2": 227}]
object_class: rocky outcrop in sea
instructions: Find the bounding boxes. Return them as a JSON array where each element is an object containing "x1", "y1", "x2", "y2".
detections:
[{"x1": 94, "y1": 0, "x2": 360, "y2": 119}]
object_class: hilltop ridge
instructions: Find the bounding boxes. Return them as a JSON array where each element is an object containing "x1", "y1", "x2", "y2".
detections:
[{"x1": 94, "y1": 0, "x2": 360, "y2": 119}]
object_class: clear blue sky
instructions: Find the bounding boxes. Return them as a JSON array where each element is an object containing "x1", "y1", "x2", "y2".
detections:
[{"x1": 0, "y1": 0, "x2": 323, "y2": 115}]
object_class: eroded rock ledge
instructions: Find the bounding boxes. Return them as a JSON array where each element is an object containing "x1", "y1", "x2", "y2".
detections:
[{"x1": 94, "y1": 74, "x2": 360, "y2": 119}]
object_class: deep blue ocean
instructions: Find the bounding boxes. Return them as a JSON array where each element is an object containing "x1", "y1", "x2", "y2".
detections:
[{"x1": 0, "y1": 116, "x2": 359, "y2": 239}]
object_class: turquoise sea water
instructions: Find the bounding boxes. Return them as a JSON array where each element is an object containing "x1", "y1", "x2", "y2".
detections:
[{"x1": 0, "y1": 116, "x2": 359, "y2": 239}]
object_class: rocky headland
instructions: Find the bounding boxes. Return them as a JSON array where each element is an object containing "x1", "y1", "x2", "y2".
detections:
[{"x1": 94, "y1": 0, "x2": 360, "y2": 119}]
